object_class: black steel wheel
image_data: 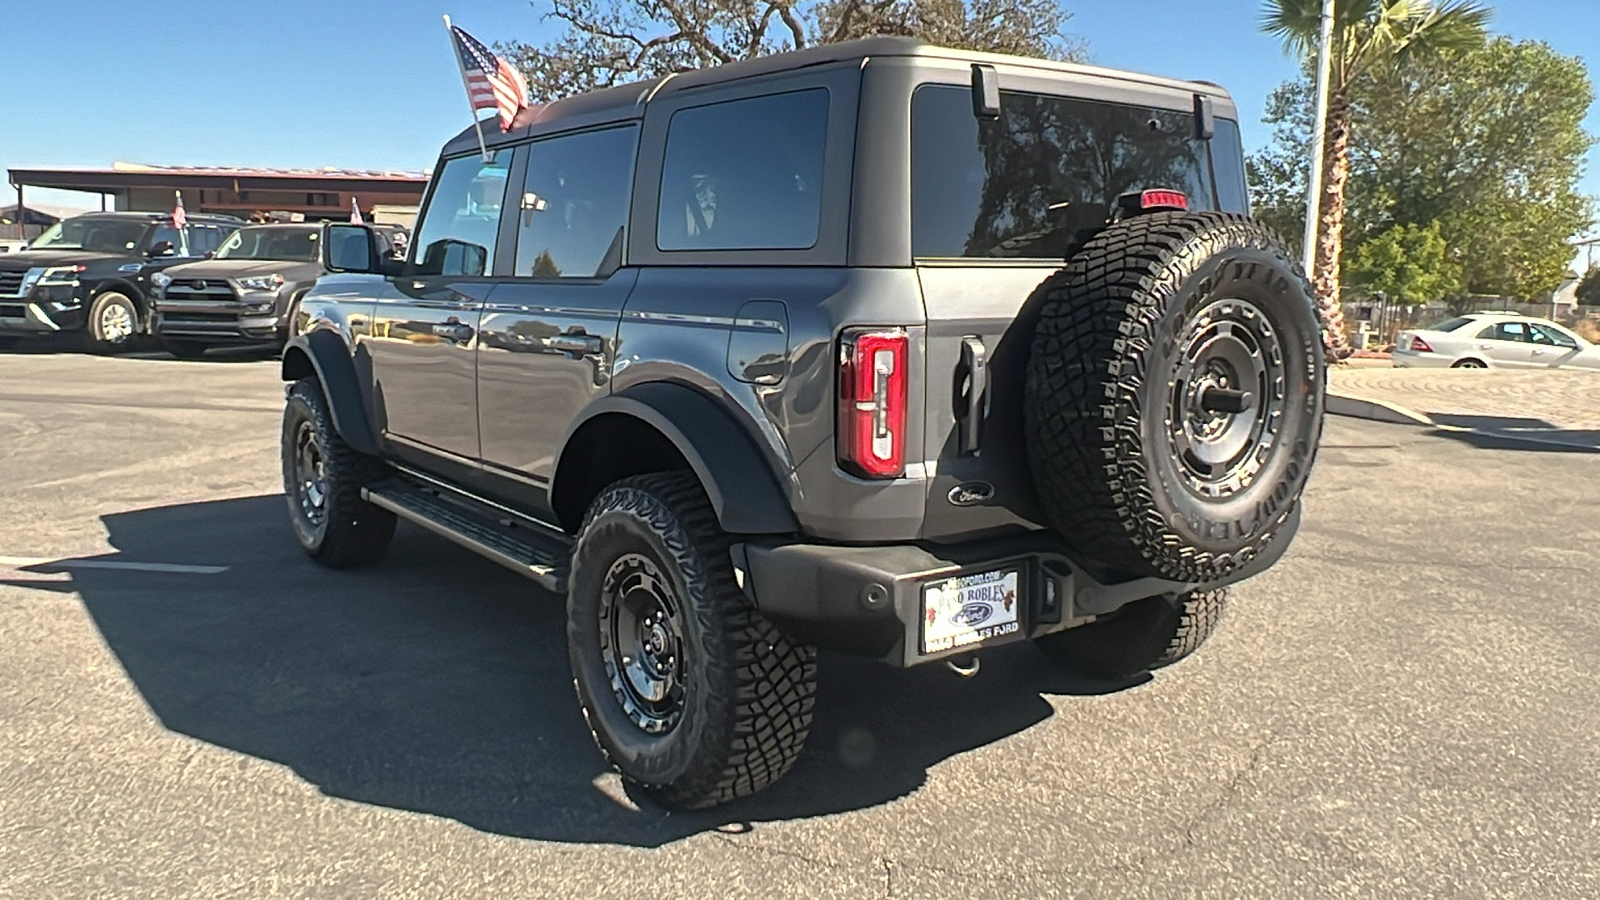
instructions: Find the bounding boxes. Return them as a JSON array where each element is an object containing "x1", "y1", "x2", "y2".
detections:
[
  {"x1": 280, "y1": 378, "x2": 395, "y2": 567},
  {"x1": 568, "y1": 472, "x2": 817, "y2": 810},
  {"x1": 1025, "y1": 212, "x2": 1325, "y2": 583}
]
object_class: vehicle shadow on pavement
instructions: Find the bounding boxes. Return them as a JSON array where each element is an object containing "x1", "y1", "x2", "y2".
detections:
[
  {"x1": 56, "y1": 494, "x2": 1142, "y2": 847},
  {"x1": 1427, "y1": 413, "x2": 1600, "y2": 453}
]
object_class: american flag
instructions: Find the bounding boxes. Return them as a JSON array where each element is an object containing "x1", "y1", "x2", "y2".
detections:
[
  {"x1": 450, "y1": 24, "x2": 530, "y2": 131},
  {"x1": 172, "y1": 190, "x2": 187, "y2": 229}
]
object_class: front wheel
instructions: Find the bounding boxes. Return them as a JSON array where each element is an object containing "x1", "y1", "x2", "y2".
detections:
[
  {"x1": 567, "y1": 472, "x2": 817, "y2": 809},
  {"x1": 87, "y1": 291, "x2": 141, "y2": 351},
  {"x1": 281, "y1": 378, "x2": 396, "y2": 567},
  {"x1": 1035, "y1": 589, "x2": 1227, "y2": 680}
]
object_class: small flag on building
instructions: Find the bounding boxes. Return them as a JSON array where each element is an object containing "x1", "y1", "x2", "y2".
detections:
[
  {"x1": 172, "y1": 191, "x2": 187, "y2": 229},
  {"x1": 350, "y1": 197, "x2": 364, "y2": 225},
  {"x1": 446, "y1": 19, "x2": 530, "y2": 132}
]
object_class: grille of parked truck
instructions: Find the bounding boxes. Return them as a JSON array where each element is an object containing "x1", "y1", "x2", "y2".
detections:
[{"x1": 277, "y1": 38, "x2": 1326, "y2": 809}]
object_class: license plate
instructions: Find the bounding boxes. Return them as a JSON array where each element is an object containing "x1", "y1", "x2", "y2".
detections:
[{"x1": 921, "y1": 568, "x2": 1022, "y2": 654}]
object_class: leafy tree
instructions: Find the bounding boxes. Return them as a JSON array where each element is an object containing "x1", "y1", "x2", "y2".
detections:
[
  {"x1": 1345, "y1": 221, "x2": 1459, "y2": 304},
  {"x1": 1253, "y1": 37, "x2": 1596, "y2": 302},
  {"x1": 501, "y1": 0, "x2": 1084, "y2": 103},
  {"x1": 1260, "y1": 0, "x2": 1491, "y2": 357},
  {"x1": 1579, "y1": 267, "x2": 1600, "y2": 306},
  {"x1": 1353, "y1": 38, "x2": 1595, "y2": 299},
  {"x1": 1246, "y1": 78, "x2": 1313, "y2": 253}
]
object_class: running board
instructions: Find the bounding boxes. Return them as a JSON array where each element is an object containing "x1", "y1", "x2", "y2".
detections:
[{"x1": 363, "y1": 478, "x2": 571, "y2": 593}]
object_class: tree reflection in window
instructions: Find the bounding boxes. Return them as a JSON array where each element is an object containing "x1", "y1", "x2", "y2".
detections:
[{"x1": 913, "y1": 86, "x2": 1222, "y2": 260}]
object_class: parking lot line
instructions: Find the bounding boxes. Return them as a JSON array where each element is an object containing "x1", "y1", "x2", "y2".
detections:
[{"x1": 0, "y1": 556, "x2": 229, "y2": 574}]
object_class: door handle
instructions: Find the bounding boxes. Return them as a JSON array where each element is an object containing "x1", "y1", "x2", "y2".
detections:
[
  {"x1": 432, "y1": 321, "x2": 474, "y2": 343},
  {"x1": 956, "y1": 336, "x2": 988, "y2": 455},
  {"x1": 549, "y1": 333, "x2": 603, "y2": 355}
]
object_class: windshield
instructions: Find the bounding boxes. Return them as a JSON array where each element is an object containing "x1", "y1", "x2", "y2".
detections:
[
  {"x1": 215, "y1": 227, "x2": 320, "y2": 262},
  {"x1": 31, "y1": 218, "x2": 148, "y2": 253}
]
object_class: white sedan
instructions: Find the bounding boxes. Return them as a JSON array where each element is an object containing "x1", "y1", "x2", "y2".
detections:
[{"x1": 1394, "y1": 313, "x2": 1600, "y2": 369}]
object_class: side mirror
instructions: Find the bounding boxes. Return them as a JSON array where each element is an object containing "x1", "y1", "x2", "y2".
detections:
[
  {"x1": 147, "y1": 240, "x2": 175, "y2": 257},
  {"x1": 324, "y1": 224, "x2": 377, "y2": 273}
]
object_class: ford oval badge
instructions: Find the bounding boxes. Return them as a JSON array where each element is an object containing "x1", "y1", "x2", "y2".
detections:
[
  {"x1": 950, "y1": 602, "x2": 993, "y2": 626},
  {"x1": 947, "y1": 482, "x2": 994, "y2": 507}
]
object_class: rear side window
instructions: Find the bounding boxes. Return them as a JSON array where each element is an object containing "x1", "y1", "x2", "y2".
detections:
[
  {"x1": 412, "y1": 149, "x2": 512, "y2": 277},
  {"x1": 515, "y1": 125, "x2": 638, "y2": 278},
  {"x1": 1427, "y1": 316, "x2": 1474, "y2": 333},
  {"x1": 912, "y1": 85, "x2": 1236, "y2": 260},
  {"x1": 657, "y1": 89, "x2": 829, "y2": 251}
]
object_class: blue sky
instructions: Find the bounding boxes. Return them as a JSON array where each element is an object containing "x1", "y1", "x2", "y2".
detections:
[{"x1": 2, "y1": 0, "x2": 1597, "y2": 241}]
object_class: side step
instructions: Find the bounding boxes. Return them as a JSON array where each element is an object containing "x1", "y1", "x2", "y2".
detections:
[{"x1": 363, "y1": 477, "x2": 571, "y2": 593}]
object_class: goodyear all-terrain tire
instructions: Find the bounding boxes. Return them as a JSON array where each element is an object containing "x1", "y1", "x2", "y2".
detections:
[
  {"x1": 1036, "y1": 589, "x2": 1227, "y2": 680},
  {"x1": 281, "y1": 378, "x2": 396, "y2": 567},
  {"x1": 1025, "y1": 212, "x2": 1324, "y2": 583},
  {"x1": 568, "y1": 472, "x2": 817, "y2": 809}
]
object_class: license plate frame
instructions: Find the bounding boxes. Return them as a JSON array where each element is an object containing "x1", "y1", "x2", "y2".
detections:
[{"x1": 920, "y1": 566, "x2": 1023, "y2": 654}]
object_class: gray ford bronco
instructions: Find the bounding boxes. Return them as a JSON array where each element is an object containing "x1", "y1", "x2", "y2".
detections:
[{"x1": 280, "y1": 37, "x2": 1325, "y2": 809}]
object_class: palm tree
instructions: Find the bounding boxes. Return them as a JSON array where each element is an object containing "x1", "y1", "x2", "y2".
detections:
[{"x1": 1261, "y1": 0, "x2": 1490, "y2": 358}]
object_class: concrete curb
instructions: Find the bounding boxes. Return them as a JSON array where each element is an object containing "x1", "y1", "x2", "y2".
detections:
[
  {"x1": 1326, "y1": 391, "x2": 1599, "y2": 453},
  {"x1": 1326, "y1": 392, "x2": 1433, "y2": 427}
]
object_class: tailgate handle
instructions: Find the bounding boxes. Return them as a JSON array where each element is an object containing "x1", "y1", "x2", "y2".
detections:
[{"x1": 957, "y1": 336, "x2": 988, "y2": 455}]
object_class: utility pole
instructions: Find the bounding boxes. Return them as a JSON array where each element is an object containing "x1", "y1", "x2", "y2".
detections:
[{"x1": 1302, "y1": 0, "x2": 1337, "y2": 278}]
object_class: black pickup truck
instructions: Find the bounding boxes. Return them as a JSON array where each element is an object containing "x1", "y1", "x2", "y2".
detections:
[
  {"x1": 279, "y1": 38, "x2": 1326, "y2": 809},
  {"x1": 0, "y1": 211, "x2": 239, "y2": 349}
]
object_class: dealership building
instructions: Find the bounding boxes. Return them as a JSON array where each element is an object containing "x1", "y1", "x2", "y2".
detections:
[{"x1": 5, "y1": 163, "x2": 429, "y2": 238}]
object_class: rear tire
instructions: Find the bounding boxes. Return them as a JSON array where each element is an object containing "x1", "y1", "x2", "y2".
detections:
[
  {"x1": 1451, "y1": 358, "x2": 1487, "y2": 369},
  {"x1": 281, "y1": 378, "x2": 395, "y2": 567},
  {"x1": 1036, "y1": 589, "x2": 1227, "y2": 680},
  {"x1": 1025, "y1": 212, "x2": 1324, "y2": 583},
  {"x1": 567, "y1": 472, "x2": 817, "y2": 809}
]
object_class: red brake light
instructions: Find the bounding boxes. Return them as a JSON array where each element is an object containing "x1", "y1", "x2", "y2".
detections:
[
  {"x1": 1410, "y1": 336, "x2": 1433, "y2": 353},
  {"x1": 1140, "y1": 189, "x2": 1188, "y2": 211},
  {"x1": 838, "y1": 328, "x2": 908, "y2": 479}
]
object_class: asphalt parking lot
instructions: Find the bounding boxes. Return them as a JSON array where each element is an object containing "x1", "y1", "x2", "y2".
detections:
[{"x1": 3, "y1": 350, "x2": 1598, "y2": 899}]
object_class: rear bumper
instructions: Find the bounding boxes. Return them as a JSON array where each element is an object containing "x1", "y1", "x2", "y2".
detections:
[
  {"x1": 736, "y1": 504, "x2": 1300, "y2": 668},
  {"x1": 1392, "y1": 349, "x2": 1453, "y2": 368}
]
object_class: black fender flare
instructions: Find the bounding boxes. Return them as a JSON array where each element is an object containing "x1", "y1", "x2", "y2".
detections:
[
  {"x1": 280, "y1": 329, "x2": 381, "y2": 456},
  {"x1": 552, "y1": 382, "x2": 799, "y2": 535}
]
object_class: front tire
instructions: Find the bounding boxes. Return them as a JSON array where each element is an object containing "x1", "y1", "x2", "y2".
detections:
[
  {"x1": 87, "y1": 291, "x2": 141, "y2": 351},
  {"x1": 567, "y1": 472, "x2": 817, "y2": 810},
  {"x1": 281, "y1": 378, "x2": 396, "y2": 567},
  {"x1": 1036, "y1": 589, "x2": 1227, "y2": 680}
]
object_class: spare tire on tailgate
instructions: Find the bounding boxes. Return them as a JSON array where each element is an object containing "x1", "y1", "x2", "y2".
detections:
[{"x1": 1024, "y1": 212, "x2": 1324, "y2": 583}]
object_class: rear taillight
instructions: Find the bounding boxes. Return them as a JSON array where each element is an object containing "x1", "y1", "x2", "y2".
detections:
[
  {"x1": 1410, "y1": 335, "x2": 1433, "y2": 353},
  {"x1": 838, "y1": 328, "x2": 908, "y2": 479}
]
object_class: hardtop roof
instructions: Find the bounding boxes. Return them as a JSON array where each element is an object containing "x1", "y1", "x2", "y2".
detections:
[{"x1": 441, "y1": 36, "x2": 1236, "y2": 158}]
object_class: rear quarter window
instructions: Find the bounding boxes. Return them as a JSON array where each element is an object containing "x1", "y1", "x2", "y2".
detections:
[
  {"x1": 656, "y1": 88, "x2": 829, "y2": 252},
  {"x1": 912, "y1": 85, "x2": 1239, "y2": 260}
]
